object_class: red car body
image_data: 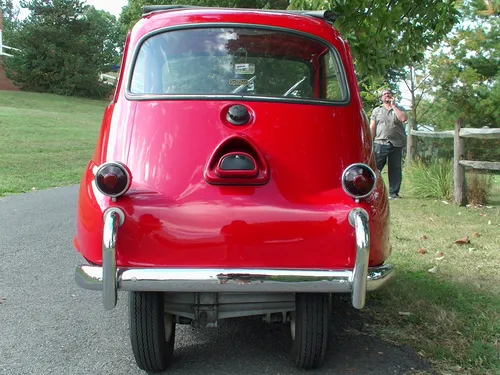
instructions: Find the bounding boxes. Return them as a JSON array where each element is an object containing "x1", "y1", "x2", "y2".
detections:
[{"x1": 74, "y1": 6, "x2": 393, "y2": 372}]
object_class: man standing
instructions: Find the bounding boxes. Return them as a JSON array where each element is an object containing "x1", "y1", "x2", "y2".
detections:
[{"x1": 370, "y1": 89, "x2": 408, "y2": 200}]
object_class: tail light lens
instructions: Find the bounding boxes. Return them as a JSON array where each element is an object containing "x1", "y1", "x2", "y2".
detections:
[
  {"x1": 342, "y1": 163, "x2": 376, "y2": 199},
  {"x1": 94, "y1": 162, "x2": 131, "y2": 198}
]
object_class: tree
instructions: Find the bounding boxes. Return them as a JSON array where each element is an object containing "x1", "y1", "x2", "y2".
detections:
[
  {"x1": 4, "y1": 0, "x2": 121, "y2": 98},
  {"x1": 424, "y1": 1, "x2": 499, "y2": 129},
  {"x1": 119, "y1": 0, "x2": 289, "y2": 35},
  {"x1": 1, "y1": 0, "x2": 20, "y2": 44},
  {"x1": 288, "y1": 0, "x2": 459, "y2": 101},
  {"x1": 0, "y1": 0, "x2": 15, "y2": 20}
]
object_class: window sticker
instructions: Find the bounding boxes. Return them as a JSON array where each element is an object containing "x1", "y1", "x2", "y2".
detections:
[
  {"x1": 235, "y1": 63, "x2": 255, "y2": 75},
  {"x1": 229, "y1": 79, "x2": 249, "y2": 86}
]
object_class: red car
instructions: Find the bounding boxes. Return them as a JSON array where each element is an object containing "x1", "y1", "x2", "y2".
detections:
[{"x1": 74, "y1": 5, "x2": 394, "y2": 372}]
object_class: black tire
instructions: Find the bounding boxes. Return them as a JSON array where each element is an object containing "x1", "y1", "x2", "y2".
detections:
[
  {"x1": 129, "y1": 291, "x2": 175, "y2": 373},
  {"x1": 290, "y1": 293, "x2": 331, "y2": 369}
]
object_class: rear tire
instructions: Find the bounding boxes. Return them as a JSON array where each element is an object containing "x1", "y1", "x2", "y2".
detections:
[
  {"x1": 290, "y1": 293, "x2": 331, "y2": 369},
  {"x1": 129, "y1": 292, "x2": 175, "y2": 373}
]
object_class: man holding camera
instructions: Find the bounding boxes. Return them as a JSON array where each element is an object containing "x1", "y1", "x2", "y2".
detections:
[{"x1": 370, "y1": 89, "x2": 408, "y2": 200}]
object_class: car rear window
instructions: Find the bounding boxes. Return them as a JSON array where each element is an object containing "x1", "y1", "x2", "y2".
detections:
[{"x1": 129, "y1": 27, "x2": 348, "y2": 102}]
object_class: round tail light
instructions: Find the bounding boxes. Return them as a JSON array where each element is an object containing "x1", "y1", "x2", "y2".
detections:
[
  {"x1": 342, "y1": 163, "x2": 376, "y2": 199},
  {"x1": 94, "y1": 162, "x2": 131, "y2": 198}
]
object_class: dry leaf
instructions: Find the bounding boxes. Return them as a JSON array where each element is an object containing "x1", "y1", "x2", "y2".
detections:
[
  {"x1": 441, "y1": 200, "x2": 449, "y2": 205},
  {"x1": 488, "y1": 220, "x2": 492, "y2": 225},
  {"x1": 429, "y1": 217, "x2": 435, "y2": 222},
  {"x1": 468, "y1": 248, "x2": 476, "y2": 252},
  {"x1": 398, "y1": 312, "x2": 412, "y2": 316},
  {"x1": 473, "y1": 232, "x2": 481, "y2": 237},
  {"x1": 428, "y1": 266, "x2": 438, "y2": 274},
  {"x1": 436, "y1": 256, "x2": 445, "y2": 261},
  {"x1": 436, "y1": 250, "x2": 444, "y2": 257},
  {"x1": 418, "y1": 248, "x2": 427, "y2": 255},
  {"x1": 455, "y1": 236, "x2": 470, "y2": 245},
  {"x1": 420, "y1": 235, "x2": 428, "y2": 240}
]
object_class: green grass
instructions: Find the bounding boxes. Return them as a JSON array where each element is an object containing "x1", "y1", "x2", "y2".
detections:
[
  {"x1": 365, "y1": 173, "x2": 500, "y2": 374},
  {"x1": 0, "y1": 90, "x2": 108, "y2": 196}
]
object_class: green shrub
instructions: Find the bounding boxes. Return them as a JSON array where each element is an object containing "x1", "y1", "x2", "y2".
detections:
[{"x1": 405, "y1": 158, "x2": 453, "y2": 200}]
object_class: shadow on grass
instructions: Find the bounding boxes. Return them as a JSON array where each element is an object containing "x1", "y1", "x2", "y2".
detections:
[{"x1": 364, "y1": 271, "x2": 500, "y2": 373}]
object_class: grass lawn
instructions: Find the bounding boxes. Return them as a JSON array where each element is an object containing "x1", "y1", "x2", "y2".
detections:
[
  {"x1": 365, "y1": 173, "x2": 500, "y2": 375},
  {"x1": 1, "y1": 90, "x2": 498, "y2": 374},
  {"x1": 0, "y1": 90, "x2": 108, "y2": 196}
]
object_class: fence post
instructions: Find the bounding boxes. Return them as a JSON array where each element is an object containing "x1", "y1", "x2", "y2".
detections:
[
  {"x1": 453, "y1": 118, "x2": 466, "y2": 205},
  {"x1": 406, "y1": 116, "x2": 415, "y2": 167}
]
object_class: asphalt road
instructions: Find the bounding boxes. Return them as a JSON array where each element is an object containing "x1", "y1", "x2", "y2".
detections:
[{"x1": 0, "y1": 186, "x2": 431, "y2": 375}]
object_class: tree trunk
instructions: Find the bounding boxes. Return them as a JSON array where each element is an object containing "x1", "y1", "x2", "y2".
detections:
[{"x1": 454, "y1": 118, "x2": 466, "y2": 205}]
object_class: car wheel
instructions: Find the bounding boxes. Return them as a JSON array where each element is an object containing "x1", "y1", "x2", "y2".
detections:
[
  {"x1": 129, "y1": 291, "x2": 175, "y2": 373},
  {"x1": 289, "y1": 293, "x2": 331, "y2": 369}
]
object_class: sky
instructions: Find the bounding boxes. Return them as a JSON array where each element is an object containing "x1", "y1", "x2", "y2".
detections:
[
  {"x1": 14, "y1": 0, "x2": 128, "y2": 19},
  {"x1": 84, "y1": 0, "x2": 128, "y2": 18}
]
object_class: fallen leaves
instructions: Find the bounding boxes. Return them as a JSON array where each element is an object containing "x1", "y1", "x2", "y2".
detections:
[
  {"x1": 473, "y1": 232, "x2": 481, "y2": 237},
  {"x1": 420, "y1": 235, "x2": 428, "y2": 240},
  {"x1": 455, "y1": 236, "x2": 470, "y2": 245},
  {"x1": 418, "y1": 248, "x2": 427, "y2": 255}
]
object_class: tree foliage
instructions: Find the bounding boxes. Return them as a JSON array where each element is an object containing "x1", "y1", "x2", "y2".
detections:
[
  {"x1": 3, "y1": 0, "x2": 121, "y2": 99},
  {"x1": 0, "y1": 0, "x2": 15, "y2": 20},
  {"x1": 119, "y1": 0, "x2": 289, "y2": 33},
  {"x1": 422, "y1": 2, "x2": 499, "y2": 129},
  {"x1": 288, "y1": 0, "x2": 459, "y2": 104}
]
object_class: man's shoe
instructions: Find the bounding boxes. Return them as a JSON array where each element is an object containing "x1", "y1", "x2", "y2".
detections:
[{"x1": 389, "y1": 194, "x2": 400, "y2": 200}]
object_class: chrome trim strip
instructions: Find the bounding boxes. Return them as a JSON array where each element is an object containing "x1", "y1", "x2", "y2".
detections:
[
  {"x1": 102, "y1": 210, "x2": 119, "y2": 310},
  {"x1": 348, "y1": 208, "x2": 370, "y2": 309},
  {"x1": 75, "y1": 264, "x2": 393, "y2": 294}
]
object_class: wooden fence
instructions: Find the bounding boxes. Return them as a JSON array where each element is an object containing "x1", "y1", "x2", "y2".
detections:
[{"x1": 407, "y1": 119, "x2": 500, "y2": 206}]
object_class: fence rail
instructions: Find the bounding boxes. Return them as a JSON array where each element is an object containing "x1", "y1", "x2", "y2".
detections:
[
  {"x1": 411, "y1": 128, "x2": 500, "y2": 139},
  {"x1": 408, "y1": 121, "x2": 500, "y2": 205}
]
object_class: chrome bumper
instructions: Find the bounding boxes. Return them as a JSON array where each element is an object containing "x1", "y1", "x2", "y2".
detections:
[{"x1": 75, "y1": 208, "x2": 394, "y2": 310}]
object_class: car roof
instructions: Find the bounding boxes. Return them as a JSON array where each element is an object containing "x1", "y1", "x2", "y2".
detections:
[{"x1": 142, "y1": 5, "x2": 339, "y2": 24}]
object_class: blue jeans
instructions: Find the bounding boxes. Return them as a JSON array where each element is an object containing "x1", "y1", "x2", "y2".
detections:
[{"x1": 374, "y1": 142, "x2": 402, "y2": 196}]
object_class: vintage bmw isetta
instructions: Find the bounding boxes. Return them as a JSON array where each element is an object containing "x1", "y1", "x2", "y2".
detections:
[{"x1": 74, "y1": 5, "x2": 394, "y2": 372}]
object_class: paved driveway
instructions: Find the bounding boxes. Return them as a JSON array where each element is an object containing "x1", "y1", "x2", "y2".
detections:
[{"x1": 0, "y1": 186, "x2": 430, "y2": 374}]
